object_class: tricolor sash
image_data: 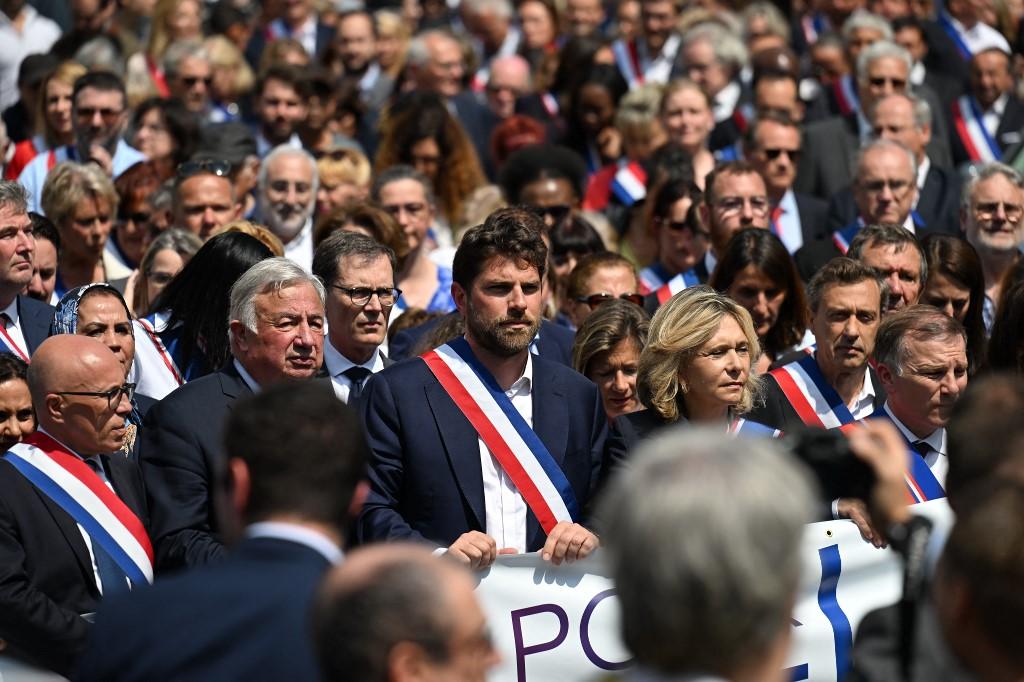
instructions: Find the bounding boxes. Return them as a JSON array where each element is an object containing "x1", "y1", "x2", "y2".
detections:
[
  {"x1": 421, "y1": 338, "x2": 579, "y2": 534},
  {"x1": 833, "y1": 74, "x2": 860, "y2": 117},
  {"x1": 801, "y1": 13, "x2": 830, "y2": 45},
  {"x1": 655, "y1": 269, "x2": 700, "y2": 305},
  {"x1": 610, "y1": 160, "x2": 647, "y2": 206},
  {"x1": 951, "y1": 95, "x2": 1001, "y2": 162},
  {"x1": 3, "y1": 432, "x2": 154, "y2": 586},
  {"x1": 0, "y1": 321, "x2": 29, "y2": 362},
  {"x1": 769, "y1": 354, "x2": 857, "y2": 429},
  {"x1": 145, "y1": 55, "x2": 170, "y2": 98},
  {"x1": 730, "y1": 417, "x2": 782, "y2": 438},
  {"x1": 832, "y1": 220, "x2": 861, "y2": 254},
  {"x1": 612, "y1": 38, "x2": 645, "y2": 88},
  {"x1": 137, "y1": 316, "x2": 184, "y2": 386},
  {"x1": 938, "y1": 13, "x2": 972, "y2": 60}
]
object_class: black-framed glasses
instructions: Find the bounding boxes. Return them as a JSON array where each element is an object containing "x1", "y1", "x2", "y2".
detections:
[
  {"x1": 330, "y1": 285, "x2": 402, "y2": 307},
  {"x1": 176, "y1": 159, "x2": 232, "y2": 179},
  {"x1": 576, "y1": 293, "x2": 645, "y2": 308},
  {"x1": 117, "y1": 210, "x2": 150, "y2": 225},
  {"x1": 762, "y1": 147, "x2": 801, "y2": 161},
  {"x1": 75, "y1": 106, "x2": 123, "y2": 121},
  {"x1": 181, "y1": 76, "x2": 213, "y2": 88},
  {"x1": 56, "y1": 383, "x2": 135, "y2": 410}
]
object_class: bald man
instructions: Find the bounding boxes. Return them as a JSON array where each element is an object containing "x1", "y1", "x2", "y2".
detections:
[
  {"x1": 313, "y1": 545, "x2": 500, "y2": 682},
  {"x1": 0, "y1": 336, "x2": 150, "y2": 676}
]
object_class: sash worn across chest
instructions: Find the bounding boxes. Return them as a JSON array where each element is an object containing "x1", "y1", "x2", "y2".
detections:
[
  {"x1": 951, "y1": 95, "x2": 1002, "y2": 162},
  {"x1": 420, "y1": 338, "x2": 579, "y2": 534},
  {"x1": 769, "y1": 354, "x2": 858, "y2": 428},
  {"x1": 3, "y1": 432, "x2": 154, "y2": 586},
  {"x1": 730, "y1": 417, "x2": 782, "y2": 438},
  {"x1": 137, "y1": 316, "x2": 184, "y2": 386}
]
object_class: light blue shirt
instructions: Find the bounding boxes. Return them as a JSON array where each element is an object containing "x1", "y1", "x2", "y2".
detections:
[{"x1": 19, "y1": 139, "x2": 146, "y2": 214}]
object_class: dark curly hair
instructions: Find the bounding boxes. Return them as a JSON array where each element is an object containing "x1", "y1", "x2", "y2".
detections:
[{"x1": 453, "y1": 207, "x2": 548, "y2": 290}]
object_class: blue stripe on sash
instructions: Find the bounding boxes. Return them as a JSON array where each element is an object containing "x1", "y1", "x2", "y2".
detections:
[
  {"x1": 797, "y1": 355, "x2": 856, "y2": 424},
  {"x1": 447, "y1": 337, "x2": 580, "y2": 520},
  {"x1": 966, "y1": 95, "x2": 1002, "y2": 159},
  {"x1": 5, "y1": 454, "x2": 148, "y2": 585},
  {"x1": 908, "y1": 451, "x2": 945, "y2": 500}
]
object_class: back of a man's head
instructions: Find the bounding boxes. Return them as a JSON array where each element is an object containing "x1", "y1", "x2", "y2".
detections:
[
  {"x1": 598, "y1": 428, "x2": 815, "y2": 677},
  {"x1": 313, "y1": 544, "x2": 496, "y2": 682},
  {"x1": 224, "y1": 380, "x2": 367, "y2": 533}
]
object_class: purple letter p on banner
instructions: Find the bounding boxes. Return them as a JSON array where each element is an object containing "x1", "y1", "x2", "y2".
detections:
[{"x1": 511, "y1": 604, "x2": 569, "y2": 682}]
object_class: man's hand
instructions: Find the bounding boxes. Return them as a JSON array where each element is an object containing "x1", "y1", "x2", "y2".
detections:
[
  {"x1": 837, "y1": 498, "x2": 886, "y2": 548},
  {"x1": 87, "y1": 143, "x2": 114, "y2": 176},
  {"x1": 847, "y1": 420, "x2": 913, "y2": 532},
  {"x1": 447, "y1": 531, "x2": 515, "y2": 570},
  {"x1": 542, "y1": 522, "x2": 599, "y2": 565}
]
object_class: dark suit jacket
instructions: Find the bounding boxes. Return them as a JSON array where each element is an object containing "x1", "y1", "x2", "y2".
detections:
[
  {"x1": 76, "y1": 536, "x2": 329, "y2": 682},
  {"x1": 356, "y1": 354, "x2": 607, "y2": 551},
  {"x1": 19, "y1": 294, "x2": 54, "y2": 355},
  {"x1": 244, "y1": 20, "x2": 335, "y2": 69},
  {"x1": 823, "y1": 163, "x2": 963, "y2": 237},
  {"x1": 450, "y1": 91, "x2": 500, "y2": 179},
  {"x1": 0, "y1": 450, "x2": 148, "y2": 676},
  {"x1": 747, "y1": 363, "x2": 887, "y2": 434},
  {"x1": 137, "y1": 363, "x2": 252, "y2": 572},
  {"x1": 605, "y1": 408, "x2": 674, "y2": 472},
  {"x1": 794, "y1": 191, "x2": 830, "y2": 245},
  {"x1": 389, "y1": 317, "x2": 575, "y2": 365},
  {"x1": 950, "y1": 95, "x2": 1024, "y2": 167}
]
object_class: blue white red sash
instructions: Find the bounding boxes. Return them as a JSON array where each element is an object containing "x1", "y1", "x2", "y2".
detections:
[
  {"x1": 833, "y1": 74, "x2": 860, "y2": 117},
  {"x1": 938, "y1": 13, "x2": 972, "y2": 60},
  {"x1": 832, "y1": 220, "x2": 862, "y2": 254},
  {"x1": 801, "y1": 13, "x2": 830, "y2": 45},
  {"x1": 951, "y1": 95, "x2": 1001, "y2": 162},
  {"x1": 769, "y1": 354, "x2": 857, "y2": 429},
  {"x1": 610, "y1": 159, "x2": 647, "y2": 206},
  {"x1": 137, "y1": 315, "x2": 184, "y2": 386},
  {"x1": 421, "y1": 338, "x2": 579, "y2": 533},
  {"x1": 612, "y1": 38, "x2": 645, "y2": 88},
  {"x1": 731, "y1": 102, "x2": 754, "y2": 134},
  {"x1": 3, "y1": 432, "x2": 153, "y2": 585},
  {"x1": 730, "y1": 417, "x2": 782, "y2": 438},
  {"x1": 0, "y1": 319, "x2": 29, "y2": 362},
  {"x1": 655, "y1": 269, "x2": 700, "y2": 305}
]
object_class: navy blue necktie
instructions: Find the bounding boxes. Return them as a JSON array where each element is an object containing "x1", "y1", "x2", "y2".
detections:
[
  {"x1": 343, "y1": 367, "x2": 373, "y2": 402},
  {"x1": 84, "y1": 458, "x2": 131, "y2": 596},
  {"x1": 911, "y1": 441, "x2": 932, "y2": 458}
]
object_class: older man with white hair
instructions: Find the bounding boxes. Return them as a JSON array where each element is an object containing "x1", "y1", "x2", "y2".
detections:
[
  {"x1": 599, "y1": 427, "x2": 816, "y2": 681},
  {"x1": 257, "y1": 145, "x2": 319, "y2": 272}
]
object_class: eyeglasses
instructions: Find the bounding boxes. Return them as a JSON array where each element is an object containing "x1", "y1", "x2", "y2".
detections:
[
  {"x1": 868, "y1": 77, "x2": 907, "y2": 89},
  {"x1": 56, "y1": 383, "x2": 136, "y2": 410},
  {"x1": 974, "y1": 201, "x2": 1024, "y2": 222},
  {"x1": 576, "y1": 292, "x2": 645, "y2": 308},
  {"x1": 118, "y1": 210, "x2": 150, "y2": 224},
  {"x1": 382, "y1": 202, "x2": 427, "y2": 217},
  {"x1": 714, "y1": 196, "x2": 769, "y2": 215},
  {"x1": 330, "y1": 285, "x2": 402, "y2": 307},
  {"x1": 859, "y1": 178, "x2": 911, "y2": 195},
  {"x1": 762, "y1": 147, "x2": 801, "y2": 161},
  {"x1": 177, "y1": 159, "x2": 232, "y2": 178},
  {"x1": 181, "y1": 76, "x2": 213, "y2": 88},
  {"x1": 75, "y1": 106, "x2": 123, "y2": 121},
  {"x1": 530, "y1": 204, "x2": 572, "y2": 223}
]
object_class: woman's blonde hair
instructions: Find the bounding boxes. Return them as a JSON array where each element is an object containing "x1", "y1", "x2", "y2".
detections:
[
  {"x1": 205, "y1": 34, "x2": 255, "y2": 98},
  {"x1": 38, "y1": 61, "x2": 88, "y2": 147},
  {"x1": 148, "y1": 0, "x2": 199, "y2": 59},
  {"x1": 637, "y1": 286, "x2": 761, "y2": 421},
  {"x1": 220, "y1": 220, "x2": 285, "y2": 256},
  {"x1": 317, "y1": 148, "x2": 372, "y2": 188},
  {"x1": 40, "y1": 162, "x2": 119, "y2": 230}
]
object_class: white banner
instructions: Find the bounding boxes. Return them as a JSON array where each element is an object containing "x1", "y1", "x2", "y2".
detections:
[{"x1": 476, "y1": 500, "x2": 953, "y2": 682}]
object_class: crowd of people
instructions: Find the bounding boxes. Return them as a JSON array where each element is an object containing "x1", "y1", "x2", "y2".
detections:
[{"x1": 0, "y1": 0, "x2": 1022, "y2": 679}]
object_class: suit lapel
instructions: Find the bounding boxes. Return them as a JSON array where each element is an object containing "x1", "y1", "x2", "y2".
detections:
[
  {"x1": 424, "y1": 381, "x2": 486, "y2": 531},
  {"x1": 17, "y1": 296, "x2": 49, "y2": 355},
  {"x1": 28, "y1": 484, "x2": 99, "y2": 591},
  {"x1": 220, "y1": 362, "x2": 253, "y2": 401}
]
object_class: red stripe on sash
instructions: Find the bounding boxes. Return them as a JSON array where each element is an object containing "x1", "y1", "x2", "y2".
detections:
[
  {"x1": 138, "y1": 318, "x2": 183, "y2": 385},
  {"x1": 421, "y1": 352, "x2": 560, "y2": 533},
  {"x1": 769, "y1": 368, "x2": 826, "y2": 428},
  {"x1": 0, "y1": 324, "x2": 28, "y2": 362},
  {"x1": 952, "y1": 100, "x2": 983, "y2": 162}
]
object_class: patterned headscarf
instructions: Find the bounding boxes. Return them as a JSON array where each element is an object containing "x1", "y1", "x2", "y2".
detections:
[{"x1": 50, "y1": 283, "x2": 141, "y2": 454}]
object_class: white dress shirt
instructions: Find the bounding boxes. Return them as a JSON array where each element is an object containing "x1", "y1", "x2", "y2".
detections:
[
  {"x1": 981, "y1": 92, "x2": 1008, "y2": 138},
  {"x1": 942, "y1": 13, "x2": 1011, "y2": 56},
  {"x1": 323, "y1": 337, "x2": 385, "y2": 403},
  {"x1": 246, "y1": 521, "x2": 343, "y2": 564},
  {"x1": 0, "y1": 296, "x2": 28, "y2": 360},
  {"x1": 883, "y1": 402, "x2": 949, "y2": 487},
  {"x1": 283, "y1": 219, "x2": 314, "y2": 273},
  {"x1": 848, "y1": 368, "x2": 878, "y2": 419},
  {"x1": 0, "y1": 6, "x2": 61, "y2": 110},
  {"x1": 772, "y1": 189, "x2": 804, "y2": 254},
  {"x1": 479, "y1": 353, "x2": 533, "y2": 553},
  {"x1": 712, "y1": 81, "x2": 742, "y2": 123}
]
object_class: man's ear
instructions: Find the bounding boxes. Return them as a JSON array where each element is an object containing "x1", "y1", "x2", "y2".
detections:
[
  {"x1": 229, "y1": 320, "x2": 249, "y2": 353},
  {"x1": 452, "y1": 281, "x2": 467, "y2": 316},
  {"x1": 44, "y1": 394, "x2": 64, "y2": 425},
  {"x1": 388, "y1": 641, "x2": 432, "y2": 682},
  {"x1": 876, "y1": 362, "x2": 895, "y2": 391}
]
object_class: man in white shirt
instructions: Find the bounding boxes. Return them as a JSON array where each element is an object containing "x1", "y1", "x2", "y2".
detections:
[
  {"x1": 312, "y1": 231, "x2": 396, "y2": 403},
  {"x1": 871, "y1": 305, "x2": 968, "y2": 495},
  {"x1": 610, "y1": 0, "x2": 681, "y2": 87},
  {"x1": 257, "y1": 145, "x2": 318, "y2": 272},
  {"x1": 0, "y1": 0, "x2": 61, "y2": 111}
]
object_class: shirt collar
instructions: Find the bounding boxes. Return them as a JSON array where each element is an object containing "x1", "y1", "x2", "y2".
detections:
[
  {"x1": 916, "y1": 155, "x2": 931, "y2": 190},
  {"x1": 779, "y1": 188, "x2": 798, "y2": 213},
  {"x1": 233, "y1": 358, "x2": 261, "y2": 393},
  {"x1": 712, "y1": 81, "x2": 742, "y2": 122},
  {"x1": 991, "y1": 92, "x2": 1009, "y2": 116},
  {"x1": 506, "y1": 350, "x2": 534, "y2": 397},
  {"x1": 245, "y1": 521, "x2": 344, "y2": 564},
  {"x1": 2, "y1": 297, "x2": 18, "y2": 326},
  {"x1": 883, "y1": 402, "x2": 947, "y2": 453},
  {"x1": 324, "y1": 337, "x2": 384, "y2": 376}
]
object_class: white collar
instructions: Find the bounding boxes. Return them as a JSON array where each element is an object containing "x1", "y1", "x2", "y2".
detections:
[
  {"x1": 916, "y1": 155, "x2": 931, "y2": 191},
  {"x1": 883, "y1": 402, "x2": 947, "y2": 453},
  {"x1": 1, "y1": 296, "x2": 18, "y2": 326},
  {"x1": 358, "y1": 62, "x2": 382, "y2": 91},
  {"x1": 233, "y1": 358, "x2": 261, "y2": 393},
  {"x1": 712, "y1": 81, "x2": 742, "y2": 123},
  {"x1": 779, "y1": 188, "x2": 798, "y2": 213},
  {"x1": 245, "y1": 521, "x2": 343, "y2": 564},
  {"x1": 989, "y1": 91, "x2": 1009, "y2": 116},
  {"x1": 324, "y1": 336, "x2": 384, "y2": 377},
  {"x1": 506, "y1": 350, "x2": 534, "y2": 397}
]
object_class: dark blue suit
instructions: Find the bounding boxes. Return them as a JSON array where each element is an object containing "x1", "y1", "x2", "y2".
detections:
[
  {"x1": 356, "y1": 352, "x2": 607, "y2": 551},
  {"x1": 17, "y1": 294, "x2": 54, "y2": 355},
  {"x1": 76, "y1": 536, "x2": 330, "y2": 682}
]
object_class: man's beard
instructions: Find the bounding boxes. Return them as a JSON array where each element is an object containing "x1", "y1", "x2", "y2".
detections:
[
  {"x1": 466, "y1": 305, "x2": 540, "y2": 358},
  {"x1": 262, "y1": 199, "x2": 310, "y2": 240}
]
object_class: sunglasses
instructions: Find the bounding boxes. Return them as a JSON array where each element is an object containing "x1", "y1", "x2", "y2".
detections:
[
  {"x1": 762, "y1": 147, "x2": 801, "y2": 161},
  {"x1": 118, "y1": 211, "x2": 150, "y2": 224},
  {"x1": 576, "y1": 293, "x2": 645, "y2": 308},
  {"x1": 868, "y1": 77, "x2": 907, "y2": 89},
  {"x1": 181, "y1": 76, "x2": 213, "y2": 88},
  {"x1": 177, "y1": 159, "x2": 232, "y2": 178},
  {"x1": 530, "y1": 204, "x2": 571, "y2": 223}
]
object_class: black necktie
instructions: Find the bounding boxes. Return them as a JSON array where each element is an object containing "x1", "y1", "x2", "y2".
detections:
[
  {"x1": 83, "y1": 458, "x2": 131, "y2": 595},
  {"x1": 343, "y1": 367, "x2": 373, "y2": 402},
  {"x1": 911, "y1": 441, "x2": 932, "y2": 459}
]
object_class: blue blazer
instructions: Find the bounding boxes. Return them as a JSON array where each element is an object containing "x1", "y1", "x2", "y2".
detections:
[
  {"x1": 76, "y1": 537, "x2": 330, "y2": 682},
  {"x1": 18, "y1": 294, "x2": 54, "y2": 355},
  {"x1": 356, "y1": 353, "x2": 608, "y2": 552}
]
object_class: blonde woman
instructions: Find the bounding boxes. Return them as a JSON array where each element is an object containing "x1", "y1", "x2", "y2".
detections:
[
  {"x1": 125, "y1": 0, "x2": 204, "y2": 105},
  {"x1": 659, "y1": 79, "x2": 717, "y2": 188},
  {"x1": 205, "y1": 34, "x2": 255, "y2": 122},
  {"x1": 315, "y1": 148, "x2": 372, "y2": 216},
  {"x1": 6, "y1": 62, "x2": 87, "y2": 180},
  {"x1": 607, "y1": 286, "x2": 771, "y2": 459},
  {"x1": 40, "y1": 162, "x2": 126, "y2": 297}
]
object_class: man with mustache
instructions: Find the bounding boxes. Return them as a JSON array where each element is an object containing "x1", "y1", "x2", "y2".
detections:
[
  {"x1": 257, "y1": 145, "x2": 318, "y2": 272},
  {"x1": 358, "y1": 207, "x2": 607, "y2": 569}
]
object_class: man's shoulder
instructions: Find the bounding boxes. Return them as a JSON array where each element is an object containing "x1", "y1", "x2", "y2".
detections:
[{"x1": 148, "y1": 369, "x2": 238, "y2": 416}]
